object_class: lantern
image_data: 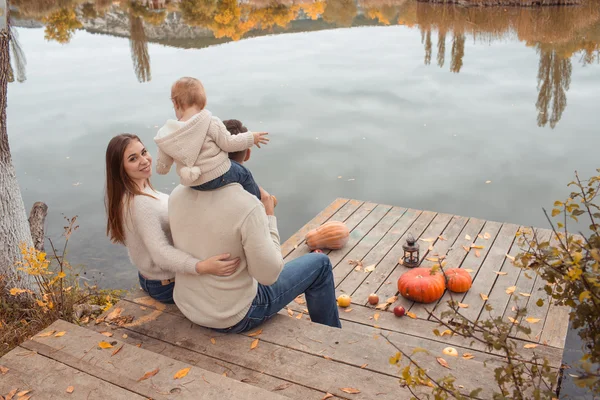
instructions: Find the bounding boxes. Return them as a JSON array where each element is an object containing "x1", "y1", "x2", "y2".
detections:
[{"x1": 402, "y1": 234, "x2": 420, "y2": 268}]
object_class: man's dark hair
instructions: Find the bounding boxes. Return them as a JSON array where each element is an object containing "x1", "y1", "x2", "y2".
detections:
[{"x1": 223, "y1": 119, "x2": 248, "y2": 163}]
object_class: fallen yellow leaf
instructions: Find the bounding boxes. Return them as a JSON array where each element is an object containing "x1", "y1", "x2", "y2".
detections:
[
  {"x1": 519, "y1": 292, "x2": 532, "y2": 297},
  {"x1": 475, "y1": 250, "x2": 481, "y2": 258},
  {"x1": 420, "y1": 238, "x2": 435, "y2": 242},
  {"x1": 248, "y1": 329, "x2": 263, "y2": 337},
  {"x1": 462, "y1": 246, "x2": 470, "y2": 252},
  {"x1": 406, "y1": 312, "x2": 417, "y2": 319},
  {"x1": 483, "y1": 232, "x2": 491, "y2": 240},
  {"x1": 374, "y1": 313, "x2": 380, "y2": 321},
  {"x1": 471, "y1": 245, "x2": 484, "y2": 249},
  {"x1": 436, "y1": 357, "x2": 451, "y2": 369},
  {"x1": 66, "y1": 386, "x2": 74, "y2": 394},
  {"x1": 480, "y1": 293, "x2": 488, "y2": 301},
  {"x1": 462, "y1": 353, "x2": 475, "y2": 360},
  {"x1": 428, "y1": 245, "x2": 434, "y2": 251},
  {"x1": 463, "y1": 269, "x2": 474, "y2": 273},
  {"x1": 344, "y1": 308, "x2": 353, "y2": 312},
  {"x1": 98, "y1": 341, "x2": 113, "y2": 349},
  {"x1": 174, "y1": 367, "x2": 191, "y2": 379},
  {"x1": 438, "y1": 236, "x2": 447, "y2": 241},
  {"x1": 323, "y1": 355, "x2": 332, "y2": 360},
  {"x1": 322, "y1": 394, "x2": 334, "y2": 400},
  {"x1": 17, "y1": 390, "x2": 31, "y2": 397},
  {"x1": 37, "y1": 330, "x2": 56, "y2": 337},
  {"x1": 54, "y1": 331, "x2": 66, "y2": 337},
  {"x1": 494, "y1": 271, "x2": 508, "y2": 276},
  {"x1": 0, "y1": 365, "x2": 9, "y2": 374},
  {"x1": 505, "y1": 286, "x2": 516, "y2": 295},
  {"x1": 525, "y1": 317, "x2": 541, "y2": 324},
  {"x1": 210, "y1": 338, "x2": 216, "y2": 345},
  {"x1": 6, "y1": 389, "x2": 17, "y2": 399},
  {"x1": 360, "y1": 363, "x2": 368, "y2": 369},
  {"x1": 107, "y1": 307, "x2": 123, "y2": 320},
  {"x1": 364, "y1": 264, "x2": 376, "y2": 273},
  {"x1": 287, "y1": 308, "x2": 294, "y2": 317},
  {"x1": 458, "y1": 303, "x2": 469, "y2": 308},
  {"x1": 524, "y1": 344, "x2": 538, "y2": 349},
  {"x1": 398, "y1": 257, "x2": 404, "y2": 265},
  {"x1": 386, "y1": 296, "x2": 398, "y2": 304},
  {"x1": 440, "y1": 329, "x2": 452, "y2": 337},
  {"x1": 426, "y1": 257, "x2": 439, "y2": 262},
  {"x1": 294, "y1": 296, "x2": 306, "y2": 305},
  {"x1": 507, "y1": 317, "x2": 519, "y2": 324},
  {"x1": 340, "y1": 388, "x2": 361, "y2": 394},
  {"x1": 100, "y1": 332, "x2": 113, "y2": 337},
  {"x1": 137, "y1": 368, "x2": 159, "y2": 382},
  {"x1": 465, "y1": 234, "x2": 472, "y2": 241},
  {"x1": 122, "y1": 334, "x2": 128, "y2": 339},
  {"x1": 250, "y1": 339, "x2": 259, "y2": 350},
  {"x1": 505, "y1": 254, "x2": 516, "y2": 262},
  {"x1": 296, "y1": 313, "x2": 303, "y2": 319}
]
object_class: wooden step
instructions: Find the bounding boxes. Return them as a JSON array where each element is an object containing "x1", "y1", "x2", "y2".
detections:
[
  {"x1": 97, "y1": 296, "x2": 558, "y2": 399},
  {"x1": 12, "y1": 320, "x2": 288, "y2": 400}
]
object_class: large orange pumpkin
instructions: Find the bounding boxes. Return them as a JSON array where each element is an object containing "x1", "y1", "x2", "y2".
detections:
[
  {"x1": 305, "y1": 221, "x2": 350, "y2": 250},
  {"x1": 444, "y1": 268, "x2": 472, "y2": 293},
  {"x1": 398, "y1": 267, "x2": 446, "y2": 303}
]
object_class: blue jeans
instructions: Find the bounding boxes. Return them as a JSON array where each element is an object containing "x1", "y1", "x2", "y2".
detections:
[
  {"x1": 214, "y1": 253, "x2": 342, "y2": 333},
  {"x1": 138, "y1": 273, "x2": 175, "y2": 304},
  {"x1": 191, "y1": 161, "x2": 261, "y2": 200}
]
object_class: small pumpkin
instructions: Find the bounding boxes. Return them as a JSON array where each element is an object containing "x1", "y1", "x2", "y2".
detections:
[
  {"x1": 398, "y1": 267, "x2": 446, "y2": 304},
  {"x1": 444, "y1": 268, "x2": 472, "y2": 293},
  {"x1": 305, "y1": 221, "x2": 349, "y2": 250}
]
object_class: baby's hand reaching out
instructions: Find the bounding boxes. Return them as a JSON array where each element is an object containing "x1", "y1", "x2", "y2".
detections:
[{"x1": 253, "y1": 132, "x2": 269, "y2": 148}]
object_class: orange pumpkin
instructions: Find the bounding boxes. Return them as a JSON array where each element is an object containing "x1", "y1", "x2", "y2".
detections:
[
  {"x1": 398, "y1": 267, "x2": 446, "y2": 303},
  {"x1": 444, "y1": 268, "x2": 472, "y2": 293},
  {"x1": 305, "y1": 221, "x2": 349, "y2": 250}
]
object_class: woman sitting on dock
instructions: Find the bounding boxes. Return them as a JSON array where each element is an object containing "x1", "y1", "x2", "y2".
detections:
[
  {"x1": 104, "y1": 133, "x2": 241, "y2": 304},
  {"x1": 167, "y1": 120, "x2": 342, "y2": 333}
]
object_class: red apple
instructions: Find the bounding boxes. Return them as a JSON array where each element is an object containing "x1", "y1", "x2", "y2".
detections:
[
  {"x1": 393, "y1": 306, "x2": 406, "y2": 317},
  {"x1": 368, "y1": 293, "x2": 379, "y2": 305}
]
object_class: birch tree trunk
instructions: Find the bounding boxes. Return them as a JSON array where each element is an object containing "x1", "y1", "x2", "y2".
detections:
[{"x1": 0, "y1": 0, "x2": 34, "y2": 289}]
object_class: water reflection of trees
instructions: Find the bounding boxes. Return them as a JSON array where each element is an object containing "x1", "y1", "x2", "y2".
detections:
[{"x1": 11, "y1": 0, "x2": 600, "y2": 126}]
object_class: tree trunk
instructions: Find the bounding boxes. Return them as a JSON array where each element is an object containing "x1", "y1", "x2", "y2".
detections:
[
  {"x1": 29, "y1": 202, "x2": 48, "y2": 252},
  {"x1": 0, "y1": 0, "x2": 34, "y2": 289}
]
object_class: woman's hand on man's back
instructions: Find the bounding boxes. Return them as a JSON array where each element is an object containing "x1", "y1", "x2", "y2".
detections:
[{"x1": 196, "y1": 254, "x2": 240, "y2": 276}]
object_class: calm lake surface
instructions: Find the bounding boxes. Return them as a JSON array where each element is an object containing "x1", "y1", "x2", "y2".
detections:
[{"x1": 8, "y1": 1, "x2": 600, "y2": 397}]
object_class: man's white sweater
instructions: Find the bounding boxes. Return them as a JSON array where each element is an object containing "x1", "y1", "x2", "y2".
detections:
[{"x1": 169, "y1": 184, "x2": 284, "y2": 329}]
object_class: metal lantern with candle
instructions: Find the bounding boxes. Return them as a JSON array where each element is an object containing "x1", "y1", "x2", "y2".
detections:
[{"x1": 402, "y1": 234, "x2": 420, "y2": 268}]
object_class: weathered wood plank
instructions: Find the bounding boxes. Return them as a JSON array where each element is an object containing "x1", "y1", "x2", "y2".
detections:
[
  {"x1": 24, "y1": 320, "x2": 288, "y2": 400},
  {"x1": 284, "y1": 199, "x2": 364, "y2": 262},
  {"x1": 430, "y1": 220, "x2": 502, "y2": 320},
  {"x1": 286, "y1": 302, "x2": 563, "y2": 368},
  {"x1": 335, "y1": 208, "x2": 415, "y2": 299},
  {"x1": 104, "y1": 299, "x2": 412, "y2": 400},
  {"x1": 333, "y1": 206, "x2": 403, "y2": 294},
  {"x1": 0, "y1": 347, "x2": 145, "y2": 399},
  {"x1": 86, "y1": 323, "x2": 325, "y2": 399},
  {"x1": 369, "y1": 211, "x2": 438, "y2": 309},
  {"x1": 540, "y1": 303, "x2": 571, "y2": 348},
  {"x1": 351, "y1": 209, "x2": 423, "y2": 304},
  {"x1": 456, "y1": 223, "x2": 520, "y2": 322},
  {"x1": 328, "y1": 203, "x2": 393, "y2": 269},
  {"x1": 280, "y1": 198, "x2": 349, "y2": 257}
]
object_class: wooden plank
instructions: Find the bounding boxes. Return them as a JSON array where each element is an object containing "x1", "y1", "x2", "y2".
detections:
[
  {"x1": 430, "y1": 220, "x2": 502, "y2": 320},
  {"x1": 287, "y1": 301, "x2": 564, "y2": 368},
  {"x1": 486, "y1": 229, "x2": 551, "y2": 321},
  {"x1": 335, "y1": 208, "x2": 417, "y2": 299},
  {"x1": 86, "y1": 323, "x2": 325, "y2": 399},
  {"x1": 333, "y1": 206, "x2": 403, "y2": 293},
  {"x1": 283, "y1": 199, "x2": 363, "y2": 262},
  {"x1": 351, "y1": 209, "x2": 423, "y2": 304},
  {"x1": 24, "y1": 320, "x2": 288, "y2": 400},
  {"x1": 0, "y1": 347, "x2": 145, "y2": 400},
  {"x1": 455, "y1": 223, "x2": 520, "y2": 322},
  {"x1": 540, "y1": 303, "x2": 571, "y2": 348},
  {"x1": 280, "y1": 198, "x2": 349, "y2": 257},
  {"x1": 369, "y1": 211, "x2": 438, "y2": 309},
  {"x1": 104, "y1": 300, "x2": 412, "y2": 400},
  {"x1": 328, "y1": 203, "x2": 393, "y2": 269}
]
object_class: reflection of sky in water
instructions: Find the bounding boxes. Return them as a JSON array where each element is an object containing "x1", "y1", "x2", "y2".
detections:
[{"x1": 6, "y1": 4, "x2": 600, "y2": 396}]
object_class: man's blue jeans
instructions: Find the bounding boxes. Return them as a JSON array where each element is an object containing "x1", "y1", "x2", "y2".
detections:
[{"x1": 214, "y1": 253, "x2": 342, "y2": 333}]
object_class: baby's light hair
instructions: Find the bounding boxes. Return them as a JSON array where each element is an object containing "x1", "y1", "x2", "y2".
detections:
[{"x1": 171, "y1": 77, "x2": 207, "y2": 111}]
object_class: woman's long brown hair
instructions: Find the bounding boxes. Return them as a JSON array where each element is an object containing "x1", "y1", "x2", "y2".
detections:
[{"x1": 105, "y1": 134, "x2": 155, "y2": 245}]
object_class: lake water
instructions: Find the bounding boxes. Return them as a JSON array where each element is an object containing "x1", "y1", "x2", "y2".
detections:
[{"x1": 8, "y1": 1, "x2": 600, "y2": 397}]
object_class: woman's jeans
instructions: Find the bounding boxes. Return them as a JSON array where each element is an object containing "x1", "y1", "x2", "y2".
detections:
[
  {"x1": 214, "y1": 253, "x2": 341, "y2": 333},
  {"x1": 138, "y1": 273, "x2": 175, "y2": 304}
]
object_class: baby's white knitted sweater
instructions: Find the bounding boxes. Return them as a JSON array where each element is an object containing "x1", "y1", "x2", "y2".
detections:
[{"x1": 154, "y1": 110, "x2": 254, "y2": 186}]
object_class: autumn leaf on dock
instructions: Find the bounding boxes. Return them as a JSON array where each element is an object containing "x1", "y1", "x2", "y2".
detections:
[
  {"x1": 340, "y1": 387, "x2": 361, "y2": 394},
  {"x1": 248, "y1": 329, "x2": 263, "y2": 337},
  {"x1": 321, "y1": 394, "x2": 334, "y2": 400},
  {"x1": 37, "y1": 330, "x2": 56, "y2": 337},
  {"x1": 406, "y1": 311, "x2": 417, "y2": 319},
  {"x1": 364, "y1": 264, "x2": 376, "y2": 273},
  {"x1": 210, "y1": 338, "x2": 216, "y2": 345},
  {"x1": 66, "y1": 386, "x2": 75, "y2": 393},
  {"x1": 0, "y1": 365, "x2": 9, "y2": 374},
  {"x1": 250, "y1": 339, "x2": 259, "y2": 350},
  {"x1": 294, "y1": 295, "x2": 306, "y2": 305},
  {"x1": 436, "y1": 357, "x2": 451, "y2": 369},
  {"x1": 525, "y1": 317, "x2": 541, "y2": 324},
  {"x1": 480, "y1": 293, "x2": 489, "y2": 301},
  {"x1": 111, "y1": 344, "x2": 123, "y2": 357},
  {"x1": 524, "y1": 343, "x2": 538, "y2": 349},
  {"x1": 287, "y1": 308, "x2": 294, "y2": 317},
  {"x1": 374, "y1": 313, "x2": 380, "y2": 321},
  {"x1": 55, "y1": 331, "x2": 66, "y2": 337},
  {"x1": 98, "y1": 341, "x2": 113, "y2": 349},
  {"x1": 137, "y1": 368, "x2": 159, "y2": 382},
  {"x1": 174, "y1": 367, "x2": 191, "y2": 379},
  {"x1": 505, "y1": 286, "x2": 516, "y2": 295}
]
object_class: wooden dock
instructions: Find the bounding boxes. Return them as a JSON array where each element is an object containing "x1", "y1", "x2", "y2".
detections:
[{"x1": 0, "y1": 198, "x2": 569, "y2": 399}]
